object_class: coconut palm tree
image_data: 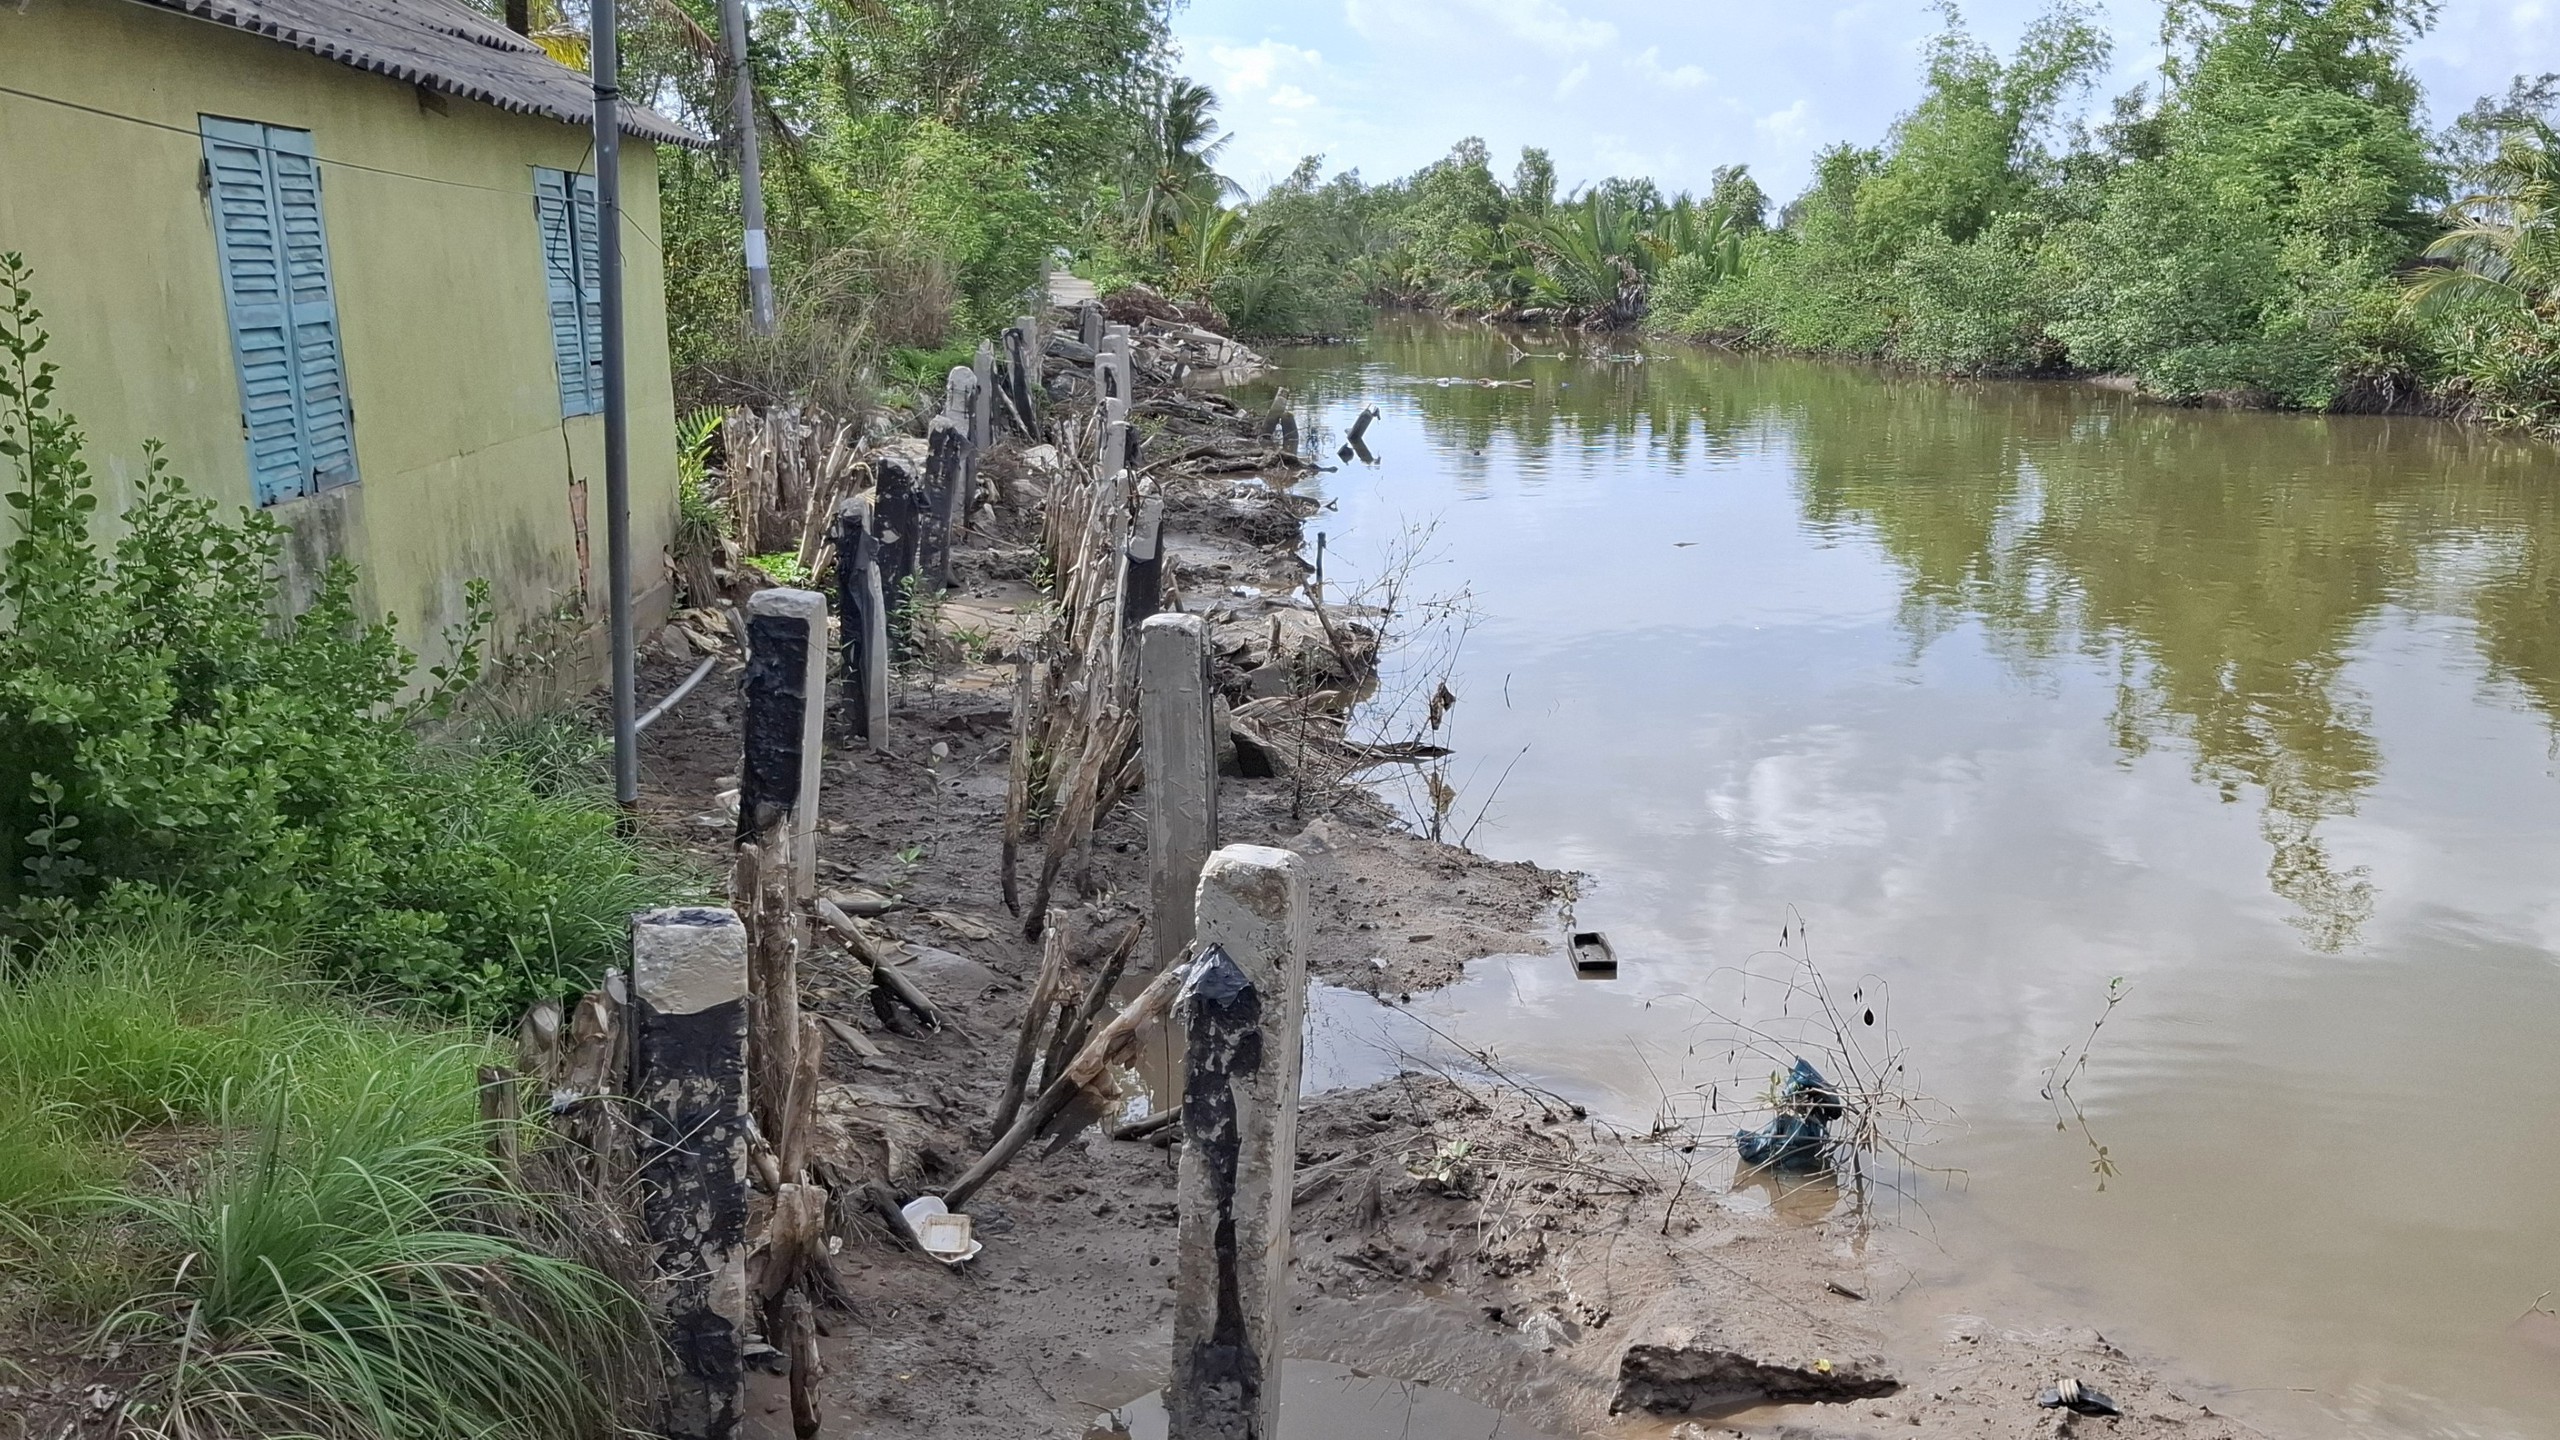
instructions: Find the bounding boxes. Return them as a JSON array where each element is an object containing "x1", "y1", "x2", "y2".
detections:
[
  {"x1": 1126, "y1": 77, "x2": 1242, "y2": 251},
  {"x1": 2408, "y1": 120, "x2": 2560, "y2": 317}
]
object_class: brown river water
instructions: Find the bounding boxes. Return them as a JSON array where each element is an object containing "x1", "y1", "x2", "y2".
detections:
[{"x1": 1232, "y1": 316, "x2": 2560, "y2": 1439}]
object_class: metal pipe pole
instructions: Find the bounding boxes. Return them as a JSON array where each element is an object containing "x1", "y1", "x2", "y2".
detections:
[
  {"x1": 717, "y1": 0, "x2": 776, "y2": 334},
  {"x1": 595, "y1": 0, "x2": 638, "y2": 810}
]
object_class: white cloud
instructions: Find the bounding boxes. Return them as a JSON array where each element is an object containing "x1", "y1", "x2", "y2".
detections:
[
  {"x1": 1206, "y1": 39, "x2": 1322, "y2": 96},
  {"x1": 1756, "y1": 98, "x2": 1813, "y2": 148},
  {"x1": 1632, "y1": 45, "x2": 1707, "y2": 90},
  {"x1": 1346, "y1": 0, "x2": 1617, "y2": 52},
  {"x1": 1269, "y1": 85, "x2": 1319, "y2": 111},
  {"x1": 1556, "y1": 61, "x2": 1592, "y2": 98}
]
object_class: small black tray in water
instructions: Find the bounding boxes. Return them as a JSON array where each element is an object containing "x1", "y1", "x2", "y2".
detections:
[{"x1": 1569, "y1": 930, "x2": 1617, "y2": 979}]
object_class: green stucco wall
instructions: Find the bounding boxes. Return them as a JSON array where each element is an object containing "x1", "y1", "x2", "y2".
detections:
[{"x1": 0, "y1": 0, "x2": 684, "y2": 679}]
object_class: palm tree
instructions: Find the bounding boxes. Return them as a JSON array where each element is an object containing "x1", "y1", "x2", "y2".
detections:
[
  {"x1": 2408, "y1": 120, "x2": 2560, "y2": 317},
  {"x1": 1533, "y1": 189, "x2": 1651, "y2": 325},
  {"x1": 1127, "y1": 77, "x2": 1242, "y2": 251},
  {"x1": 1167, "y1": 203, "x2": 1270, "y2": 297}
]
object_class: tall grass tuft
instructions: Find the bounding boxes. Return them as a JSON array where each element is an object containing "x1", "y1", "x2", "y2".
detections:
[
  {"x1": 107, "y1": 1077, "x2": 642, "y2": 1440},
  {"x1": 0, "y1": 919, "x2": 653, "y2": 1438}
]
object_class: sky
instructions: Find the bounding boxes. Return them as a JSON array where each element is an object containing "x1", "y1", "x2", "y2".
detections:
[{"x1": 1169, "y1": 0, "x2": 2560, "y2": 202}]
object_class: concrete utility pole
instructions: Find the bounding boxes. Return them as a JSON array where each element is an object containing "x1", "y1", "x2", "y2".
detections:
[
  {"x1": 717, "y1": 0, "x2": 777, "y2": 334},
  {"x1": 594, "y1": 0, "x2": 637, "y2": 811}
]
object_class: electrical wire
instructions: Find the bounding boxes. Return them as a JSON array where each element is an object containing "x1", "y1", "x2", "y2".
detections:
[{"x1": 0, "y1": 80, "x2": 667, "y2": 252}]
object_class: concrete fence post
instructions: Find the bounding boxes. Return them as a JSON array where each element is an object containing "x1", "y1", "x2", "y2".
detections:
[
  {"x1": 631, "y1": 906, "x2": 752, "y2": 1440},
  {"x1": 743, "y1": 587, "x2": 827, "y2": 898},
  {"x1": 832, "y1": 497, "x2": 889, "y2": 751},
  {"x1": 1080, "y1": 299, "x2": 1104, "y2": 352},
  {"x1": 1140, "y1": 613, "x2": 1217, "y2": 972},
  {"x1": 1001, "y1": 323, "x2": 1036, "y2": 434},
  {"x1": 1103, "y1": 392, "x2": 1131, "y2": 482},
  {"x1": 1012, "y1": 313, "x2": 1042, "y2": 431},
  {"x1": 1170, "y1": 846, "x2": 1308, "y2": 1440},
  {"x1": 874, "y1": 452, "x2": 923, "y2": 647},
  {"x1": 925, "y1": 413, "x2": 967, "y2": 587},
  {"x1": 943, "y1": 364, "x2": 980, "y2": 539},
  {"x1": 969, "y1": 341, "x2": 994, "y2": 499}
]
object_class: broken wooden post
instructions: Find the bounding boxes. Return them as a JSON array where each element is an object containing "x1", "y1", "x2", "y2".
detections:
[
  {"x1": 1122, "y1": 496, "x2": 1166, "y2": 628},
  {"x1": 632, "y1": 907, "x2": 752, "y2": 1440},
  {"x1": 1141, "y1": 614, "x2": 1217, "y2": 974},
  {"x1": 833, "y1": 496, "x2": 889, "y2": 750},
  {"x1": 744, "y1": 587, "x2": 827, "y2": 898},
  {"x1": 1169, "y1": 845, "x2": 1307, "y2": 1440}
]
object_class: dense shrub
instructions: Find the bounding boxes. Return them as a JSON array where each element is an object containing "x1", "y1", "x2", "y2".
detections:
[{"x1": 0, "y1": 260, "x2": 678, "y2": 1015}]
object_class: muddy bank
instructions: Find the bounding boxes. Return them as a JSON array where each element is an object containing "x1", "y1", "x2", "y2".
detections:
[{"x1": 633, "y1": 335, "x2": 2282, "y2": 1440}]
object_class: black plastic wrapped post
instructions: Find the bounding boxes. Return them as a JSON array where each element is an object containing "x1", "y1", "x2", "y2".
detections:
[
  {"x1": 742, "y1": 587, "x2": 825, "y2": 894},
  {"x1": 1171, "y1": 947, "x2": 1273, "y2": 1440},
  {"x1": 1122, "y1": 496, "x2": 1166, "y2": 629},
  {"x1": 874, "y1": 454, "x2": 923, "y2": 652},
  {"x1": 924, "y1": 414, "x2": 967, "y2": 588},
  {"x1": 631, "y1": 907, "x2": 751, "y2": 1440},
  {"x1": 1170, "y1": 846, "x2": 1307, "y2": 1440}
]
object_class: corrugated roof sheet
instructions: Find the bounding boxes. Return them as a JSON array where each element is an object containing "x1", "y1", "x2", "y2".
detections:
[{"x1": 126, "y1": 0, "x2": 709, "y2": 147}]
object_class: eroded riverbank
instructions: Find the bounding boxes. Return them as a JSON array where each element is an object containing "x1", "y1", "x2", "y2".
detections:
[{"x1": 617, "y1": 311, "x2": 2360, "y2": 1438}]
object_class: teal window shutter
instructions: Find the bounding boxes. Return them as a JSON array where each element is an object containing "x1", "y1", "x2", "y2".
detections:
[
  {"x1": 265, "y1": 128, "x2": 356, "y2": 490},
  {"x1": 572, "y1": 173, "x2": 605, "y2": 411},
  {"x1": 200, "y1": 117, "x2": 356, "y2": 504},
  {"x1": 535, "y1": 168, "x2": 601, "y2": 416}
]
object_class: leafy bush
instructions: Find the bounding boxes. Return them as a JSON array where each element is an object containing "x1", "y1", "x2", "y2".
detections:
[
  {"x1": 1896, "y1": 213, "x2": 2065, "y2": 374},
  {"x1": 0, "y1": 258, "x2": 680, "y2": 1014}
]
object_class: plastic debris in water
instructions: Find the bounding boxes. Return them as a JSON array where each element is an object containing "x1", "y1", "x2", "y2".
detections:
[
  {"x1": 1734, "y1": 1058, "x2": 1844, "y2": 1172},
  {"x1": 2036, "y1": 1378, "x2": 2123, "y2": 1417}
]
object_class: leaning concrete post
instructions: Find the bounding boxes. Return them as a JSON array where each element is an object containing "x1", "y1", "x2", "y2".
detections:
[
  {"x1": 832, "y1": 497, "x2": 889, "y2": 751},
  {"x1": 1012, "y1": 313, "x2": 1042, "y2": 430},
  {"x1": 1080, "y1": 299, "x2": 1104, "y2": 351},
  {"x1": 1141, "y1": 614, "x2": 1217, "y2": 973},
  {"x1": 1000, "y1": 324, "x2": 1034, "y2": 434},
  {"x1": 1170, "y1": 847, "x2": 1308, "y2": 1440},
  {"x1": 744, "y1": 588, "x2": 827, "y2": 898},
  {"x1": 632, "y1": 907, "x2": 752, "y2": 1440}
]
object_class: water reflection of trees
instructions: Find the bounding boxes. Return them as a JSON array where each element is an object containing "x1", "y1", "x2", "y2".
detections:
[
  {"x1": 1781, "y1": 374, "x2": 2559, "y2": 951},
  {"x1": 1280, "y1": 319, "x2": 2560, "y2": 951}
]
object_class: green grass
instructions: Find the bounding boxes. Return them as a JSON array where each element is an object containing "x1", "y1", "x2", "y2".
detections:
[
  {"x1": 0, "y1": 919, "x2": 466, "y2": 1225},
  {"x1": 0, "y1": 918, "x2": 645, "y2": 1439}
]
